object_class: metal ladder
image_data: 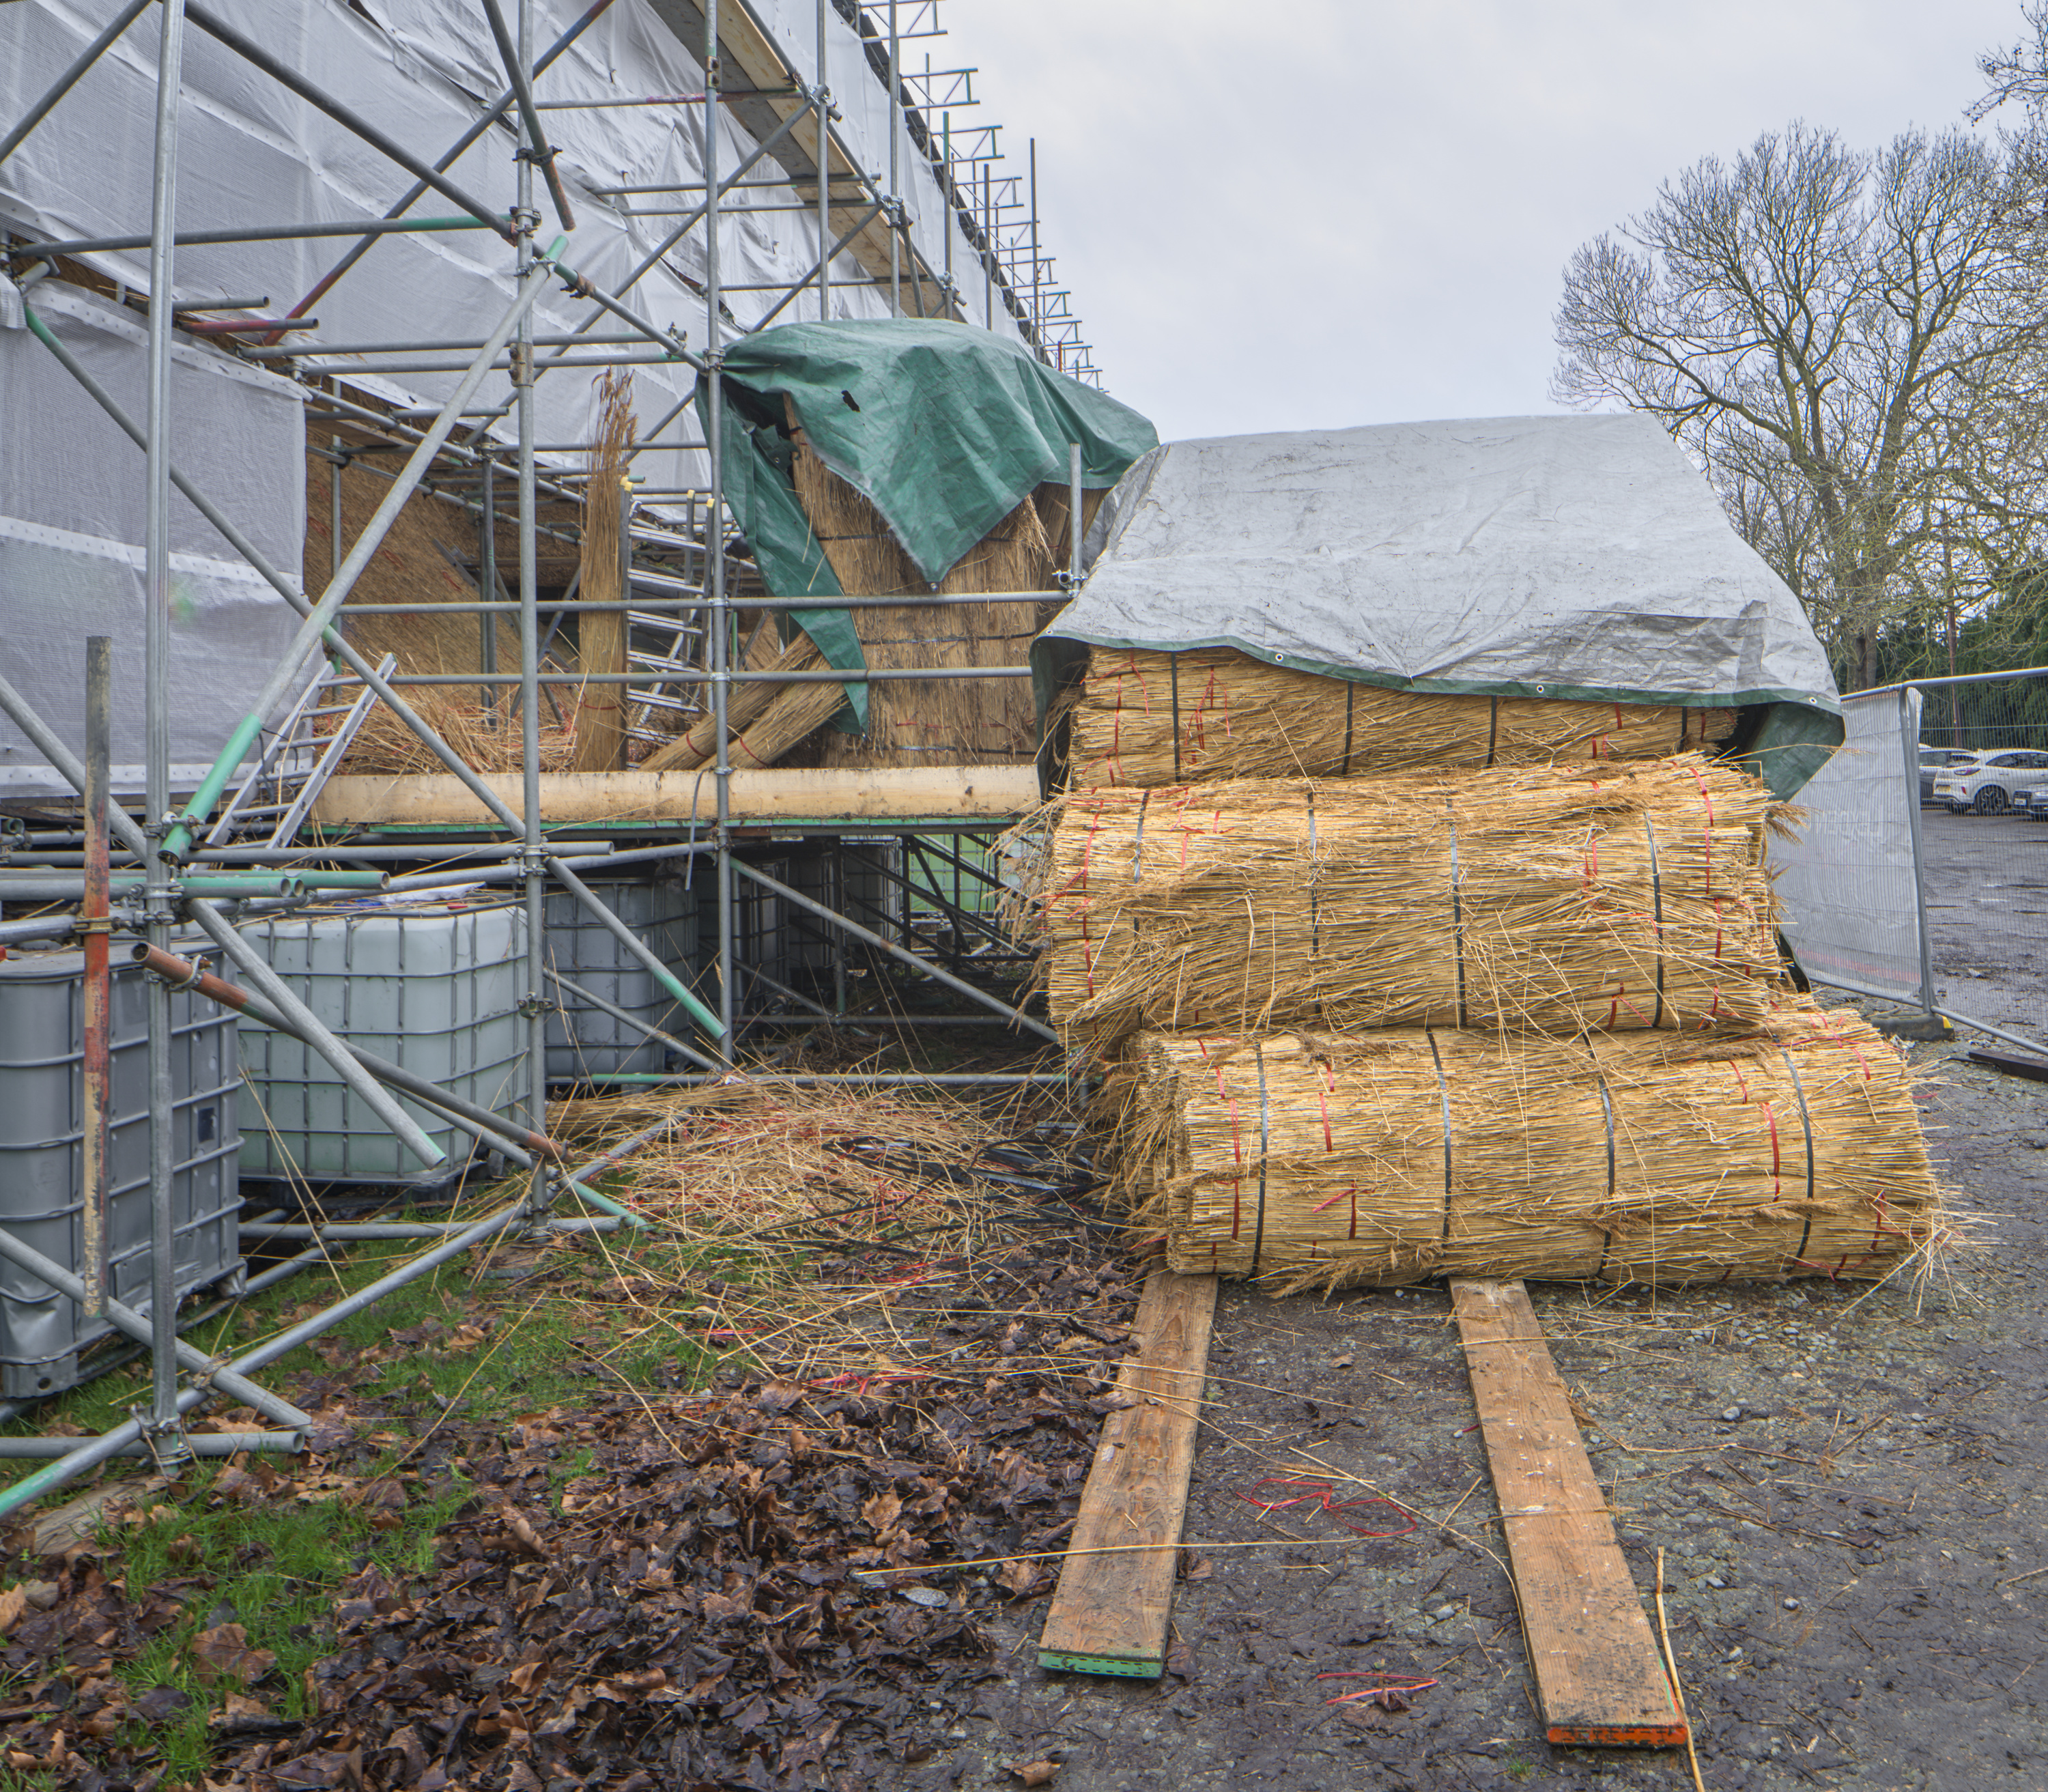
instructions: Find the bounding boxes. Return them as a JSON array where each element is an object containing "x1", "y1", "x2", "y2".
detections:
[
  {"x1": 202, "y1": 655, "x2": 395, "y2": 847},
  {"x1": 624, "y1": 500, "x2": 709, "y2": 750}
]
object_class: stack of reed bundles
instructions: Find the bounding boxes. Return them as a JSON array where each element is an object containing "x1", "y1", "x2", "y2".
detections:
[
  {"x1": 1114, "y1": 1010, "x2": 1945, "y2": 1292},
  {"x1": 1027, "y1": 756, "x2": 1787, "y2": 1051},
  {"x1": 1062, "y1": 646, "x2": 1742, "y2": 788}
]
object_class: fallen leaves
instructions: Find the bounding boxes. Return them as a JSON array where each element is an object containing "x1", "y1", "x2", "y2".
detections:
[
  {"x1": 500, "y1": 1504, "x2": 549, "y2": 1559},
  {"x1": 188, "y1": 1622, "x2": 279, "y2": 1688},
  {"x1": 0, "y1": 1115, "x2": 1133, "y2": 1792},
  {"x1": 997, "y1": 1556, "x2": 1046, "y2": 1598}
]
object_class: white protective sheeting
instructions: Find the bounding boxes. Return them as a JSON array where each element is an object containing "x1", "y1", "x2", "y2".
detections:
[
  {"x1": 1065, "y1": 416, "x2": 1840, "y2": 708},
  {"x1": 0, "y1": 281, "x2": 308, "y2": 797},
  {"x1": 0, "y1": 0, "x2": 1011, "y2": 503},
  {"x1": 1772, "y1": 687, "x2": 1931, "y2": 1007}
]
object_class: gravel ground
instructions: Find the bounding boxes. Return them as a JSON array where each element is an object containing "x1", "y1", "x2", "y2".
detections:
[
  {"x1": 1917, "y1": 805, "x2": 2048, "y2": 1041},
  {"x1": 908, "y1": 1027, "x2": 2045, "y2": 1792}
]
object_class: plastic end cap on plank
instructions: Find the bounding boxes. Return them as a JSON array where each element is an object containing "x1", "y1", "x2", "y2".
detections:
[
  {"x1": 1546, "y1": 1720, "x2": 1691, "y2": 1748},
  {"x1": 1036, "y1": 1648, "x2": 1164, "y2": 1679}
]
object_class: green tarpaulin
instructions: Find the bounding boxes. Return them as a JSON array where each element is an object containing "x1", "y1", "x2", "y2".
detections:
[{"x1": 696, "y1": 319, "x2": 1158, "y2": 727}]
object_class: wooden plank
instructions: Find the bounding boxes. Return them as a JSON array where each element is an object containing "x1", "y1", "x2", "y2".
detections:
[
  {"x1": 1966, "y1": 1046, "x2": 2048, "y2": 1083},
  {"x1": 1451, "y1": 1279, "x2": 1688, "y2": 1748},
  {"x1": 310, "y1": 765, "x2": 1041, "y2": 828},
  {"x1": 25, "y1": 1478, "x2": 150, "y2": 1556},
  {"x1": 709, "y1": 1, "x2": 956, "y2": 319},
  {"x1": 1038, "y1": 1268, "x2": 1217, "y2": 1677}
]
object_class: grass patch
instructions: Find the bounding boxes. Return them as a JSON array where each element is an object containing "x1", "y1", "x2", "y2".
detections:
[
  {"x1": 4, "y1": 1194, "x2": 757, "y2": 1451},
  {"x1": 0, "y1": 1188, "x2": 780, "y2": 1786},
  {"x1": 89, "y1": 1462, "x2": 474, "y2": 1786}
]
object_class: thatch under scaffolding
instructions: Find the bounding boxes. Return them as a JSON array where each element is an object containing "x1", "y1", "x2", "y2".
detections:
[
  {"x1": 772, "y1": 418, "x2": 1064, "y2": 767},
  {"x1": 1021, "y1": 756, "x2": 1789, "y2": 1050},
  {"x1": 313, "y1": 453, "x2": 525, "y2": 682},
  {"x1": 1113, "y1": 1008, "x2": 1946, "y2": 1292},
  {"x1": 1061, "y1": 646, "x2": 1744, "y2": 789}
]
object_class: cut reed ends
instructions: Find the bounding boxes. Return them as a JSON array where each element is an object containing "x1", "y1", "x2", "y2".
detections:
[
  {"x1": 642, "y1": 625, "x2": 825, "y2": 773},
  {"x1": 1062, "y1": 646, "x2": 1742, "y2": 788},
  {"x1": 1018, "y1": 756, "x2": 1790, "y2": 1050},
  {"x1": 1113, "y1": 1008, "x2": 1945, "y2": 1292}
]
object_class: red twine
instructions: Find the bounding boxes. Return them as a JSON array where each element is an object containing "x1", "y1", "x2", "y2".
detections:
[
  {"x1": 1236, "y1": 1477, "x2": 1417, "y2": 1538},
  {"x1": 1315, "y1": 1673, "x2": 1440, "y2": 1708}
]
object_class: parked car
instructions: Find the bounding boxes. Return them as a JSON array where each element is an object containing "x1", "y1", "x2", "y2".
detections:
[
  {"x1": 1920, "y1": 748, "x2": 1982, "y2": 803},
  {"x1": 1933, "y1": 748, "x2": 2048, "y2": 814},
  {"x1": 2013, "y1": 788, "x2": 2048, "y2": 821}
]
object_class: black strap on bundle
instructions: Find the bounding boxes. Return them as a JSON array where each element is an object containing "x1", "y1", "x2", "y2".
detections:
[
  {"x1": 1251, "y1": 1042, "x2": 1272, "y2": 1278},
  {"x1": 1644, "y1": 814, "x2": 1666, "y2": 1029},
  {"x1": 1445, "y1": 798, "x2": 1468, "y2": 1028},
  {"x1": 1585, "y1": 1036, "x2": 1619, "y2": 1277},
  {"x1": 1776, "y1": 1042, "x2": 1819, "y2": 1268},
  {"x1": 1486, "y1": 695, "x2": 1500, "y2": 767},
  {"x1": 1427, "y1": 1029, "x2": 1455, "y2": 1241},
  {"x1": 1341, "y1": 681, "x2": 1356, "y2": 776},
  {"x1": 1306, "y1": 789, "x2": 1320, "y2": 961},
  {"x1": 1169, "y1": 651, "x2": 1182, "y2": 780}
]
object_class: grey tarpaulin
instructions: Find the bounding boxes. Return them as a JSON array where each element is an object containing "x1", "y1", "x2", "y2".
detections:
[
  {"x1": 1038, "y1": 415, "x2": 1844, "y2": 797},
  {"x1": 0, "y1": 281, "x2": 309, "y2": 798}
]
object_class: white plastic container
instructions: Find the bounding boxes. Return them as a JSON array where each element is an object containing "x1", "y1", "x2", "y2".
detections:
[
  {"x1": 0, "y1": 944, "x2": 242, "y2": 1397},
  {"x1": 543, "y1": 876, "x2": 700, "y2": 1078},
  {"x1": 238, "y1": 900, "x2": 526, "y2": 1183}
]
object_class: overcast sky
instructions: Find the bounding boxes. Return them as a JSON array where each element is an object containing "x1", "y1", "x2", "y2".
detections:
[{"x1": 929, "y1": 0, "x2": 2030, "y2": 443}]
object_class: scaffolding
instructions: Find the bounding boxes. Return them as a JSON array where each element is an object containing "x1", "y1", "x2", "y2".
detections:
[{"x1": 0, "y1": 0, "x2": 1096, "y2": 1508}]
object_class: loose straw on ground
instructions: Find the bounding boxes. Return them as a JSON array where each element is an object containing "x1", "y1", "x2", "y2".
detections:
[{"x1": 1656, "y1": 1547, "x2": 1709, "y2": 1792}]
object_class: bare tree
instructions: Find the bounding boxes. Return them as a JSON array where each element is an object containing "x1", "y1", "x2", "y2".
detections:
[
  {"x1": 1553, "y1": 123, "x2": 2041, "y2": 689},
  {"x1": 1978, "y1": 3, "x2": 2048, "y2": 126}
]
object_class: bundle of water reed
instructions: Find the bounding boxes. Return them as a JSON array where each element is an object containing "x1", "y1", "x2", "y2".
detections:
[
  {"x1": 1063, "y1": 646, "x2": 1741, "y2": 788},
  {"x1": 789, "y1": 421, "x2": 1055, "y2": 767},
  {"x1": 1021, "y1": 756, "x2": 1787, "y2": 1050},
  {"x1": 642, "y1": 624, "x2": 826, "y2": 773},
  {"x1": 571, "y1": 371, "x2": 636, "y2": 773},
  {"x1": 1115, "y1": 1008, "x2": 1944, "y2": 1291}
]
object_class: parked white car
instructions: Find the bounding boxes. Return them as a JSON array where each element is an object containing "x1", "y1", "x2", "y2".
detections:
[
  {"x1": 1920, "y1": 748, "x2": 1980, "y2": 803},
  {"x1": 1933, "y1": 748, "x2": 2048, "y2": 814}
]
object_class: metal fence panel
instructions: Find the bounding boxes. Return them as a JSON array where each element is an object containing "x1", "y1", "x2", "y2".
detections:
[{"x1": 1774, "y1": 687, "x2": 1929, "y2": 1008}]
